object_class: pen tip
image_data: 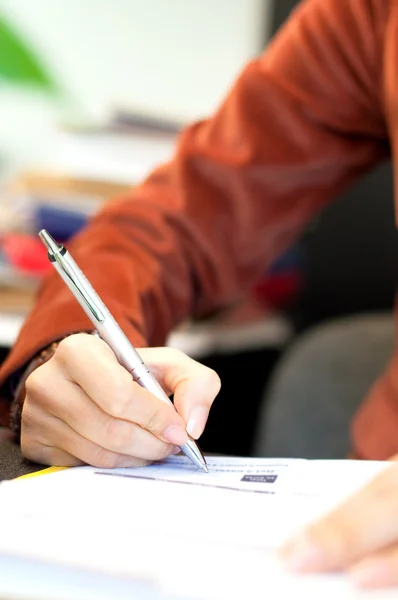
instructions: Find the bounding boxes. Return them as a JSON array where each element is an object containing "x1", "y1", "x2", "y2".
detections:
[{"x1": 202, "y1": 464, "x2": 209, "y2": 473}]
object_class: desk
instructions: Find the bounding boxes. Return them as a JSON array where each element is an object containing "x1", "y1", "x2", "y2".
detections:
[{"x1": 0, "y1": 428, "x2": 43, "y2": 481}]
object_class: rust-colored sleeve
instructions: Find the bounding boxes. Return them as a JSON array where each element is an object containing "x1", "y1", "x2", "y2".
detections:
[
  {"x1": 0, "y1": 0, "x2": 388, "y2": 428},
  {"x1": 352, "y1": 298, "x2": 398, "y2": 460}
]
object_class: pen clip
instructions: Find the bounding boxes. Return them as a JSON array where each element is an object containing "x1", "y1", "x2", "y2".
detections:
[{"x1": 54, "y1": 253, "x2": 105, "y2": 323}]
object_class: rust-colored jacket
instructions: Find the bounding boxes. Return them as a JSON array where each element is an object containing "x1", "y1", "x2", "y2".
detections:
[{"x1": 0, "y1": 0, "x2": 396, "y2": 459}]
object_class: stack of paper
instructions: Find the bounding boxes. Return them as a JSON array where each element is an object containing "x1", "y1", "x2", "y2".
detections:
[{"x1": 0, "y1": 456, "x2": 395, "y2": 599}]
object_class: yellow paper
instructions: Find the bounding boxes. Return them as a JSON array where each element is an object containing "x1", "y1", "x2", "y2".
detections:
[{"x1": 17, "y1": 466, "x2": 68, "y2": 480}]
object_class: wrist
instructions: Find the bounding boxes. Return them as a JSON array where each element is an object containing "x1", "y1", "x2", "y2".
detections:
[{"x1": 10, "y1": 340, "x2": 62, "y2": 441}]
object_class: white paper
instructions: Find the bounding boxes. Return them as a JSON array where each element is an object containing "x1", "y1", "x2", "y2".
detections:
[{"x1": 0, "y1": 456, "x2": 394, "y2": 600}]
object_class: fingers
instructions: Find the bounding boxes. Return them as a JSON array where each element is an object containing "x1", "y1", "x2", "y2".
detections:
[
  {"x1": 279, "y1": 462, "x2": 398, "y2": 574},
  {"x1": 25, "y1": 361, "x2": 178, "y2": 462},
  {"x1": 349, "y1": 546, "x2": 398, "y2": 589},
  {"x1": 40, "y1": 371, "x2": 175, "y2": 461},
  {"x1": 22, "y1": 335, "x2": 220, "y2": 469},
  {"x1": 52, "y1": 336, "x2": 188, "y2": 446},
  {"x1": 24, "y1": 445, "x2": 85, "y2": 468},
  {"x1": 140, "y1": 347, "x2": 221, "y2": 439},
  {"x1": 21, "y1": 402, "x2": 152, "y2": 469}
]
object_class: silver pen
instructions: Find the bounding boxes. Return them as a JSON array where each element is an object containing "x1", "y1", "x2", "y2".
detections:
[{"x1": 39, "y1": 229, "x2": 209, "y2": 473}]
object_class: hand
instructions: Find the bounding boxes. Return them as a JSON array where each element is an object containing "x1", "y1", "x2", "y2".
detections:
[
  {"x1": 21, "y1": 333, "x2": 220, "y2": 468},
  {"x1": 279, "y1": 456, "x2": 398, "y2": 589}
]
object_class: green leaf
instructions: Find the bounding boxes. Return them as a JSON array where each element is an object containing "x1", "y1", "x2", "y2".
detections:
[{"x1": 0, "y1": 15, "x2": 55, "y2": 91}]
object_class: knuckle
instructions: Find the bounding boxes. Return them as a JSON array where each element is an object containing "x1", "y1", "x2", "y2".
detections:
[
  {"x1": 25, "y1": 364, "x2": 49, "y2": 398},
  {"x1": 104, "y1": 418, "x2": 131, "y2": 453},
  {"x1": 109, "y1": 387, "x2": 131, "y2": 419},
  {"x1": 145, "y1": 409, "x2": 157, "y2": 431},
  {"x1": 25, "y1": 363, "x2": 62, "y2": 413},
  {"x1": 145, "y1": 408, "x2": 164, "y2": 433},
  {"x1": 202, "y1": 367, "x2": 221, "y2": 396},
  {"x1": 55, "y1": 335, "x2": 77, "y2": 360},
  {"x1": 56, "y1": 333, "x2": 95, "y2": 364},
  {"x1": 169, "y1": 348, "x2": 221, "y2": 395},
  {"x1": 107, "y1": 373, "x2": 133, "y2": 419}
]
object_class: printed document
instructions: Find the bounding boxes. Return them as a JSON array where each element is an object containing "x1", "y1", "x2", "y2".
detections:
[{"x1": 0, "y1": 456, "x2": 394, "y2": 600}]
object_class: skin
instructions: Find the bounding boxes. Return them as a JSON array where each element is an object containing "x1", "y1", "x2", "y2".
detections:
[
  {"x1": 21, "y1": 333, "x2": 220, "y2": 469},
  {"x1": 279, "y1": 456, "x2": 398, "y2": 589},
  {"x1": 23, "y1": 332, "x2": 398, "y2": 589}
]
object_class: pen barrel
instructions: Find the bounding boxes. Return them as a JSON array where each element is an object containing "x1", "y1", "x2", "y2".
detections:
[
  {"x1": 51, "y1": 251, "x2": 173, "y2": 406},
  {"x1": 97, "y1": 323, "x2": 172, "y2": 406},
  {"x1": 50, "y1": 252, "x2": 145, "y2": 373},
  {"x1": 131, "y1": 366, "x2": 172, "y2": 405},
  {"x1": 95, "y1": 319, "x2": 144, "y2": 372},
  {"x1": 41, "y1": 231, "x2": 207, "y2": 471}
]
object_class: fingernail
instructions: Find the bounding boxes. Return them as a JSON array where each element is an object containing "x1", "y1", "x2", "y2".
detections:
[
  {"x1": 187, "y1": 406, "x2": 209, "y2": 439},
  {"x1": 172, "y1": 446, "x2": 181, "y2": 455},
  {"x1": 164, "y1": 425, "x2": 188, "y2": 446},
  {"x1": 280, "y1": 535, "x2": 326, "y2": 572},
  {"x1": 350, "y1": 561, "x2": 390, "y2": 588}
]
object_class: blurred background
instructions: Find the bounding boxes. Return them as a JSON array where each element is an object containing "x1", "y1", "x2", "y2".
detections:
[
  {"x1": 0, "y1": 0, "x2": 396, "y2": 456},
  {"x1": 0, "y1": 0, "x2": 269, "y2": 178}
]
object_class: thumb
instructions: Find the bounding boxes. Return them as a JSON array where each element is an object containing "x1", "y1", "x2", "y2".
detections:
[
  {"x1": 174, "y1": 370, "x2": 220, "y2": 439},
  {"x1": 140, "y1": 348, "x2": 221, "y2": 440},
  {"x1": 166, "y1": 353, "x2": 221, "y2": 439}
]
